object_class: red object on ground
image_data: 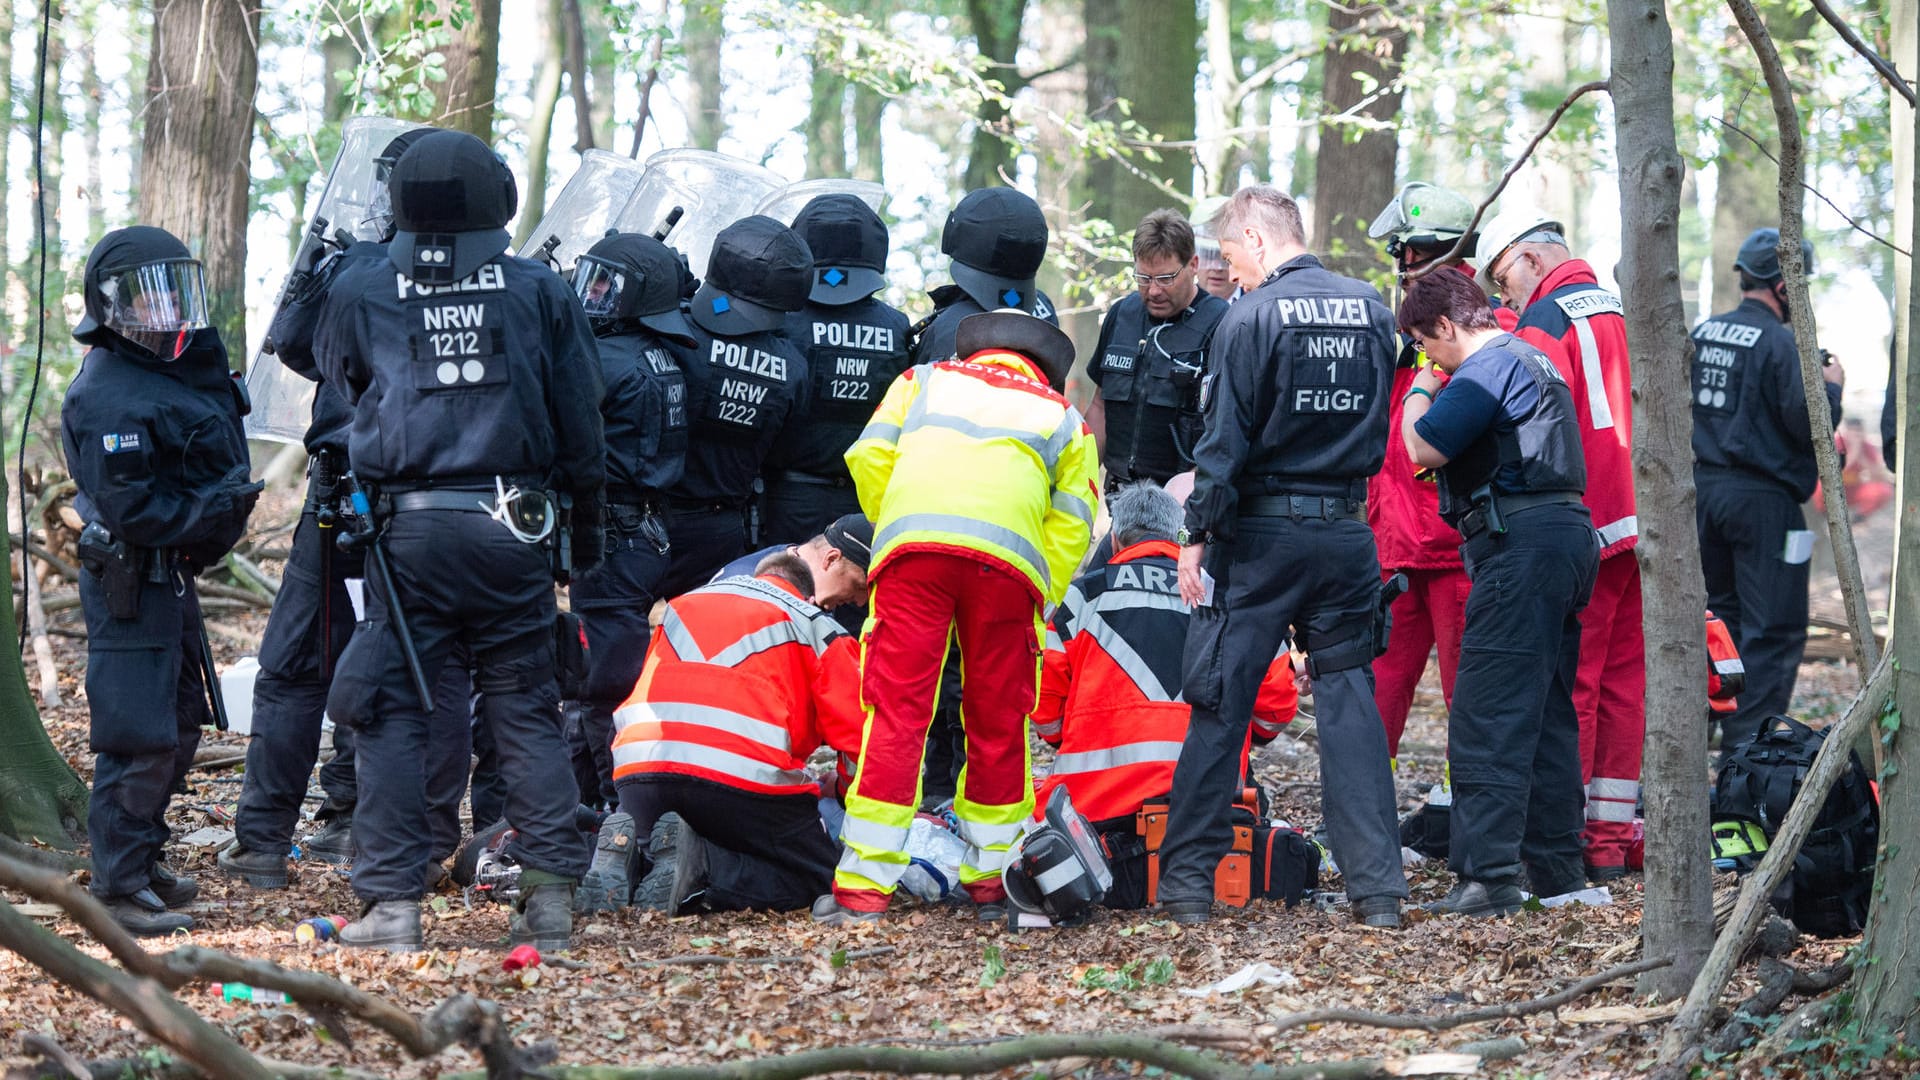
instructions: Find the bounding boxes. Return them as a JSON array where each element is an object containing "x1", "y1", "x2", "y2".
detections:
[{"x1": 503, "y1": 945, "x2": 542, "y2": 971}]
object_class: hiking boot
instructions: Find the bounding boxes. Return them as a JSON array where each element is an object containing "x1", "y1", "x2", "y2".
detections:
[
  {"x1": 634, "y1": 814, "x2": 709, "y2": 916},
  {"x1": 100, "y1": 888, "x2": 194, "y2": 937},
  {"x1": 304, "y1": 816, "x2": 356, "y2": 865},
  {"x1": 1158, "y1": 898, "x2": 1212, "y2": 925},
  {"x1": 1587, "y1": 863, "x2": 1628, "y2": 884},
  {"x1": 811, "y1": 895, "x2": 884, "y2": 926},
  {"x1": 339, "y1": 900, "x2": 423, "y2": 952},
  {"x1": 511, "y1": 884, "x2": 574, "y2": 952},
  {"x1": 218, "y1": 840, "x2": 289, "y2": 890},
  {"x1": 976, "y1": 900, "x2": 1007, "y2": 923},
  {"x1": 1421, "y1": 880, "x2": 1523, "y2": 918},
  {"x1": 1351, "y1": 895, "x2": 1404, "y2": 929},
  {"x1": 149, "y1": 864, "x2": 199, "y2": 908},
  {"x1": 576, "y1": 812, "x2": 639, "y2": 913}
]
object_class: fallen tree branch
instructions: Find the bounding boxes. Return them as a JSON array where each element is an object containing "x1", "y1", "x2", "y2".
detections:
[
  {"x1": 224, "y1": 551, "x2": 281, "y2": 598},
  {"x1": 1265, "y1": 956, "x2": 1669, "y2": 1035},
  {"x1": 1407, "y1": 80, "x2": 1611, "y2": 281},
  {"x1": 12, "y1": 1050, "x2": 389, "y2": 1080},
  {"x1": 1655, "y1": 656, "x2": 1893, "y2": 1067},
  {"x1": 195, "y1": 582, "x2": 275, "y2": 609},
  {"x1": 0, "y1": 853, "x2": 173, "y2": 981},
  {"x1": 0, "y1": 835, "x2": 88, "y2": 873},
  {"x1": 20, "y1": 1031, "x2": 93, "y2": 1080},
  {"x1": 1710, "y1": 118, "x2": 1910, "y2": 258},
  {"x1": 1704, "y1": 958, "x2": 1852, "y2": 1058}
]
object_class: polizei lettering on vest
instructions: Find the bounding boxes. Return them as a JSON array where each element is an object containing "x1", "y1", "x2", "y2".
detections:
[
  {"x1": 1271, "y1": 296, "x2": 1369, "y2": 325},
  {"x1": 710, "y1": 339, "x2": 789, "y2": 380},
  {"x1": 812, "y1": 321, "x2": 897, "y2": 351},
  {"x1": 396, "y1": 264, "x2": 506, "y2": 299},
  {"x1": 1694, "y1": 321, "x2": 1764, "y2": 349}
]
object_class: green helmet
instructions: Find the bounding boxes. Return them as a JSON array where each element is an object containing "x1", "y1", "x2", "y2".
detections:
[{"x1": 1369, "y1": 182, "x2": 1479, "y2": 260}]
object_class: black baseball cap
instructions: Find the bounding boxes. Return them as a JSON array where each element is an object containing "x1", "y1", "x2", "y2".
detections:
[
  {"x1": 387, "y1": 130, "x2": 519, "y2": 284},
  {"x1": 1734, "y1": 227, "x2": 1816, "y2": 281},
  {"x1": 823, "y1": 513, "x2": 875, "y2": 571},
  {"x1": 690, "y1": 215, "x2": 815, "y2": 335},
  {"x1": 942, "y1": 187, "x2": 1049, "y2": 313},
  {"x1": 955, "y1": 308, "x2": 1074, "y2": 392},
  {"x1": 792, "y1": 194, "x2": 889, "y2": 305},
  {"x1": 579, "y1": 232, "x2": 697, "y2": 344}
]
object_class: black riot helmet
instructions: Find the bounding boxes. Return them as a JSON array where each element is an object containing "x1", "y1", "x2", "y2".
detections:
[
  {"x1": 941, "y1": 187, "x2": 1049, "y2": 313},
  {"x1": 573, "y1": 231, "x2": 698, "y2": 344},
  {"x1": 74, "y1": 226, "x2": 212, "y2": 362},
  {"x1": 386, "y1": 129, "x2": 520, "y2": 285},
  {"x1": 366, "y1": 126, "x2": 440, "y2": 242},
  {"x1": 689, "y1": 215, "x2": 814, "y2": 336},
  {"x1": 791, "y1": 193, "x2": 888, "y2": 306}
]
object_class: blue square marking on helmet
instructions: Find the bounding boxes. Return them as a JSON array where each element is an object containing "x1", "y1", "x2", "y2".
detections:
[
  {"x1": 711, "y1": 295, "x2": 731, "y2": 314},
  {"x1": 823, "y1": 267, "x2": 846, "y2": 287},
  {"x1": 1002, "y1": 289, "x2": 1022, "y2": 306}
]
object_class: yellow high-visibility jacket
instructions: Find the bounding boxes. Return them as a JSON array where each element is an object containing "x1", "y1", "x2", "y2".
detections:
[{"x1": 845, "y1": 351, "x2": 1099, "y2": 607}]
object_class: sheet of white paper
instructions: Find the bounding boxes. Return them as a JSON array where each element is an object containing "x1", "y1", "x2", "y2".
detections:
[
  {"x1": 345, "y1": 577, "x2": 367, "y2": 622},
  {"x1": 1782, "y1": 530, "x2": 1815, "y2": 565},
  {"x1": 1198, "y1": 568, "x2": 1217, "y2": 607}
]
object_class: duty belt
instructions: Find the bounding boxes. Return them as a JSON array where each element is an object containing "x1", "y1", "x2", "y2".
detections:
[
  {"x1": 389, "y1": 489, "x2": 499, "y2": 514},
  {"x1": 1240, "y1": 494, "x2": 1366, "y2": 522},
  {"x1": 769, "y1": 469, "x2": 852, "y2": 489},
  {"x1": 666, "y1": 496, "x2": 742, "y2": 515},
  {"x1": 1458, "y1": 491, "x2": 1581, "y2": 540}
]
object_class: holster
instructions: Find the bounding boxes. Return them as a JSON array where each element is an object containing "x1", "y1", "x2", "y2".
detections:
[
  {"x1": 77, "y1": 522, "x2": 143, "y2": 621},
  {"x1": 547, "y1": 491, "x2": 573, "y2": 582}
]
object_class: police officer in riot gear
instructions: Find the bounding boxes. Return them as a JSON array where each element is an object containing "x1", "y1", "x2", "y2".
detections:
[
  {"x1": 63, "y1": 226, "x2": 262, "y2": 934},
  {"x1": 1085, "y1": 209, "x2": 1228, "y2": 489},
  {"x1": 315, "y1": 129, "x2": 606, "y2": 951},
  {"x1": 658, "y1": 215, "x2": 814, "y2": 597},
  {"x1": 911, "y1": 187, "x2": 1058, "y2": 365},
  {"x1": 1692, "y1": 228, "x2": 1844, "y2": 754},
  {"x1": 1398, "y1": 269, "x2": 1597, "y2": 915},
  {"x1": 1160, "y1": 186, "x2": 1410, "y2": 928},
  {"x1": 564, "y1": 232, "x2": 691, "y2": 809},
  {"x1": 762, "y1": 194, "x2": 910, "y2": 544}
]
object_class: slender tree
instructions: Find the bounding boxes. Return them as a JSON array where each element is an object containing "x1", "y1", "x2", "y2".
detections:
[
  {"x1": 684, "y1": 1, "x2": 725, "y2": 151},
  {"x1": 516, "y1": 0, "x2": 567, "y2": 249},
  {"x1": 1309, "y1": 3, "x2": 1404, "y2": 276},
  {"x1": 1082, "y1": 0, "x2": 1198, "y2": 232},
  {"x1": 75, "y1": 0, "x2": 105, "y2": 246},
  {"x1": 964, "y1": 0, "x2": 1030, "y2": 191},
  {"x1": 805, "y1": 48, "x2": 849, "y2": 178},
  {"x1": 427, "y1": 0, "x2": 502, "y2": 138}
]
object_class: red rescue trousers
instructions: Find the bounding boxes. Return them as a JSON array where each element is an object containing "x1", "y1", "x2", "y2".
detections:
[
  {"x1": 1372, "y1": 567, "x2": 1472, "y2": 760},
  {"x1": 1571, "y1": 552, "x2": 1646, "y2": 866}
]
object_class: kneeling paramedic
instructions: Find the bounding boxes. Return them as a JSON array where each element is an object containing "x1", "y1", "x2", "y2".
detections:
[
  {"x1": 315, "y1": 130, "x2": 607, "y2": 951},
  {"x1": 820, "y1": 309, "x2": 1100, "y2": 925},
  {"x1": 1033, "y1": 482, "x2": 1297, "y2": 909},
  {"x1": 594, "y1": 552, "x2": 865, "y2": 914},
  {"x1": 1398, "y1": 269, "x2": 1598, "y2": 917},
  {"x1": 63, "y1": 226, "x2": 263, "y2": 935}
]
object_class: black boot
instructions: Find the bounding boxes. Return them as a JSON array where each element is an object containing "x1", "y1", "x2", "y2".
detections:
[
  {"x1": 100, "y1": 888, "x2": 194, "y2": 936},
  {"x1": 511, "y1": 882, "x2": 575, "y2": 952},
  {"x1": 217, "y1": 840, "x2": 289, "y2": 890},
  {"x1": 304, "y1": 816, "x2": 356, "y2": 865},
  {"x1": 149, "y1": 864, "x2": 199, "y2": 908},
  {"x1": 575, "y1": 812, "x2": 638, "y2": 913},
  {"x1": 1421, "y1": 879, "x2": 1523, "y2": 917},
  {"x1": 338, "y1": 899, "x2": 423, "y2": 952},
  {"x1": 634, "y1": 814, "x2": 709, "y2": 916}
]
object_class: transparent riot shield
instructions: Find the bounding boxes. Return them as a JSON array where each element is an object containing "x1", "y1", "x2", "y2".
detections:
[
  {"x1": 752, "y1": 178, "x2": 886, "y2": 224},
  {"x1": 515, "y1": 149, "x2": 652, "y2": 274},
  {"x1": 245, "y1": 116, "x2": 423, "y2": 443},
  {"x1": 609, "y1": 149, "x2": 785, "y2": 279}
]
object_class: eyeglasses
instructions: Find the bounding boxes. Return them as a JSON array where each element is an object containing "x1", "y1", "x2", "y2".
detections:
[
  {"x1": 1133, "y1": 271, "x2": 1184, "y2": 288},
  {"x1": 1488, "y1": 249, "x2": 1521, "y2": 297}
]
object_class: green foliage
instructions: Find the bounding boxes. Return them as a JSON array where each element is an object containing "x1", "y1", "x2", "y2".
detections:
[
  {"x1": 1073, "y1": 955, "x2": 1174, "y2": 992},
  {"x1": 979, "y1": 944, "x2": 1005, "y2": 988}
]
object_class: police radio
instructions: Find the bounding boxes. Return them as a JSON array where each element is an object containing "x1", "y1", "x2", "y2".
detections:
[{"x1": 1002, "y1": 786, "x2": 1113, "y2": 928}]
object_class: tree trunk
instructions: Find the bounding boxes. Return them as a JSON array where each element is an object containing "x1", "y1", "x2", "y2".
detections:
[
  {"x1": 136, "y1": 0, "x2": 259, "y2": 356},
  {"x1": 77, "y1": 1, "x2": 106, "y2": 246},
  {"x1": 1309, "y1": 3, "x2": 1403, "y2": 277},
  {"x1": 965, "y1": 0, "x2": 1029, "y2": 191},
  {"x1": 34, "y1": 10, "x2": 66, "y2": 286},
  {"x1": 0, "y1": 474, "x2": 89, "y2": 848},
  {"x1": 584, "y1": 1, "x2": 616, "y2": 149},
  {"x1": 683, "y1": 1, "x2": 725, "y2": 151},
  {"x1": 1084, "y1": 0, "x2": 1197, "y2": 233},
  {"x1": 124, "y1": 0, "x2": 147, "y2": 206},
  {"x1": 427, "y1": 0, "x2": 501, "y2": 138},
  {"x1": 0, "y1": 0, "x2": 12, "y2": 354},
  {"x1": 1607, "y1": 0, "x2": 1714, "y2": 1000},
  {"x1": 1855, "y1": 0, "x2": 1919, "y2": 1038},
  {"x1": 848, "y1": 0, "x2": 886, "y2": 187},
  {"x1": 805, "y1": 54, "x2": 848, "y2": 178},
  {"x1": 514, "y1": 0, "x2": 566, "y2": 250},
  {"x1": 560, "y1": 0, "x2": 593, "y2": 153}
]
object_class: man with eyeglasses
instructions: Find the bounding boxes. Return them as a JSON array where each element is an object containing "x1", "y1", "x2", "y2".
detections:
[
  {"x1": 1085, "y1": 210, "x2": 1230, "y2": 491},
  {"x1": 1473, "y1": 208, "x2": 1642, "y2": 887}
]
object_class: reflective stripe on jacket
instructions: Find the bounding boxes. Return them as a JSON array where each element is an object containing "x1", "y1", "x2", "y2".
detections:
[
  {"x1": 846, "y1": 352, "x2": 1101, "y2": 607},
  {"x1": 1032, "y1": 540, "x2": 1297, "y2": 822},
  {"x1": 610, "y1": 574, "x2": 865, "y2": 796}
]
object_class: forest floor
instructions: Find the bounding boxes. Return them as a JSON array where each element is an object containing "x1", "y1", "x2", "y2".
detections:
[{"x1": 0, "y1": 486, "x2": 1907, "y2": 1079}]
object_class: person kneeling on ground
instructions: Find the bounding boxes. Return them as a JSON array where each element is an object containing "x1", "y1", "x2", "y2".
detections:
[
  {"x1": 1034, "y1": 482, "x2": 1297, "y2": 909},
  {"x1": 584, "y1": 551, "x2": 866, "y2": 914}
]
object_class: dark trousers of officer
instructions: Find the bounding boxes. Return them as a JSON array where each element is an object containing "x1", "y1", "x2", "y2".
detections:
[
  {"x1": 618, "y1": 775, "x2": 839, "y2": 911},
  {"x1": 1448, "y1": 503, "x2": 1598, "y2": 896},
  {"x1": 761, "y1": 475, "x2": 861, "y2": 548},
  {"x1": 658, "y1": 504, "x2": 747, "y2": 599},
  {"x1": 328, "y1": 509, "x2": 586, "y2": 901},
  {"x1": 1160, "y1": 515, "x2": 1408, "y2": 906},
  {"x1": 470, "y1": 705, "x2": 506, "y2": 831},
  {"x1": 1697, "y1": 473, "x2": 1811, "y2": 751},
  {"x1": 566, "y1": 526, "x2": 670, "y2": 808},
  {"x1": 81, "y1": 568, "x2": 209, "y2": 898}
]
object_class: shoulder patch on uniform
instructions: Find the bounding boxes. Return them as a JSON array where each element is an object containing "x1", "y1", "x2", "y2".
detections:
[
  {"x1": 1552, "y1": 289, "x2": 1623, "y2": 320},
  {"x1": 102, "y1": 432, "x2": 142, "y2": 453}
]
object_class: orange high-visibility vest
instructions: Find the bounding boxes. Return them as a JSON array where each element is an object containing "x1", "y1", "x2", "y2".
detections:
[
  {"x1": 1706, "y1": 610, "x2": 1744, "y2": 714},
  {"x1": 610, "y1": 574, "x2": 865, "y2": 797}
]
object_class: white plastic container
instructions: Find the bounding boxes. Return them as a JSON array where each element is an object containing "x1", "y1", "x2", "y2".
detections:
[{"x1": 219, "y1": 656, "x2": 260, "y2": 736}]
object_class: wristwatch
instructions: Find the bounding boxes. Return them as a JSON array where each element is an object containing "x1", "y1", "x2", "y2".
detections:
[{"x1": 1176, "y1": 526, "x2": 1211, "y2": 546}]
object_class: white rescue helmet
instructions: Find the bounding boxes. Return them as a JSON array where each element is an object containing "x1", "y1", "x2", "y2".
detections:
[{"x1": 1472, "y1": 206, "x2": 1566, "y2": 296}]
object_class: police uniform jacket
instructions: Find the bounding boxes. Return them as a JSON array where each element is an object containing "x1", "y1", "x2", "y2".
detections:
[
  {"x1": 266, "y1": 240, "x2": 385, "y2": 458},
  {"x1": 1089, "y1": 291, "x2": 1228, "y2": 482},
  {"x1": 609, "y1": 573, "x2": 866, "y2": 796},
  {"x1": 665, "y1": 325, "x2": 810, "y2": 505},
  {"x1": 910, "y1": 284, "x2": 1059, "y2": 366},
  {"x1": 1033, "y1": 539, "x2": 1293, "y2": 823},
  {"x1": 313, "y1": 253, "x2": 605, "y2": 498},
  {"x1": 773, "y1": 298, "x2": 912, "y2": 481},
  {"x1": 1515, "y1": 260, "x2": 1636, "y2": 555},
  {"x1": 1184, "y1": 254, "x2": 1396, "y2": 541},
  {"x1": 594, "y1": 326, "x2": 688, "y2": 502},
  {"x1": 1690, "y1": 297, "x2": 1842, "y2": 502}
]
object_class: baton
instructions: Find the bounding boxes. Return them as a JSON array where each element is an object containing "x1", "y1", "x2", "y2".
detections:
[
  {"x1": 192, "y1": 594, "x2": 231, "y2": 732},
  {"x1": 341, "y1": 476, "x2": 436, "y2": 713},
  {"x1": 652, "y1": 206, "x2": 684, "y2": 242}
]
